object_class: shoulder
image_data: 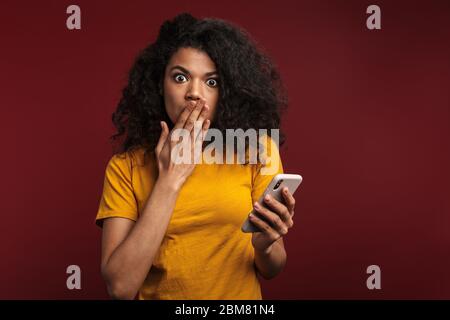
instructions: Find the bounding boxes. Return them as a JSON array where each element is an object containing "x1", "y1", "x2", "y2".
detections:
[
  {"x1": 251, "y1": 132, "x2": 283, "y2": 178},
  {"x1": 105, "y1": 147, "x2": 153, "y2": 176},
  {"x1": 256, "y1": 132, "x2": 282, "y2": 165}
]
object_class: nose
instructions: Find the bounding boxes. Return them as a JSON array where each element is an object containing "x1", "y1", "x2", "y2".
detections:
[{"x1": 185, "y1": 79, "x2": 203, "y2": 102}]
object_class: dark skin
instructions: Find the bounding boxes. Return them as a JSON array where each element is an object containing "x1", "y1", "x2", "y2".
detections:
[
  {"x1": 101, "y1": 48, "x2": 296, "y2": 300},
  {"x1": 250, "y1": 189, "x2": 296, "y2": 279},
  {"x1": 162, "y1": 47, "x2": 296, "y2": 279}
]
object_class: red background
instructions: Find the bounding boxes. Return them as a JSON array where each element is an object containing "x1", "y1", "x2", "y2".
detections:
[{"x1": 0, "y1": 0, "x2": 449, "y2": 299}]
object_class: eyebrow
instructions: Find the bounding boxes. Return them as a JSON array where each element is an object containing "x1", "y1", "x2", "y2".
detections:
[{"x1": 170, "y1": 65, "x2": 218, "y2": 77}]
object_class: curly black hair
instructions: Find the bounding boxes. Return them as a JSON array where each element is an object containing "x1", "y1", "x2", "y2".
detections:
[{"x1": 111, "y1": 12, "x2": 288, "y2": 164}]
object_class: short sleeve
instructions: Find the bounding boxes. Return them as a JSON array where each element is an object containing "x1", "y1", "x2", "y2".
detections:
[
  {"x1": 95, "y1": 153, "x2": 138, "y2": 227},
  {"x1": 251, "y1": 134, "x2": 284, "y2": 203}
]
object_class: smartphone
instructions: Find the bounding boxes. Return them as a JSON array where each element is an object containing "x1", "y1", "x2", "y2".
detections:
[{"x1": 241, "y1": 173, "x2": 303, "y2": 233}]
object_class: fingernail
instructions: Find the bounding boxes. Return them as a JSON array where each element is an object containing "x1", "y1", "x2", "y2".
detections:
[{"x1": 254, "y1": 202, "x2": 259, "y2": 208}]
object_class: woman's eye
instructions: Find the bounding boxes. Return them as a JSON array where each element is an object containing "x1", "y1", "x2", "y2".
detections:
[
  {"x1": 207, "y1": 78, "x2": 219, "y2": 87},
  {"x1": 174, "y1": 74, "x2": 187, "y2": 82}
]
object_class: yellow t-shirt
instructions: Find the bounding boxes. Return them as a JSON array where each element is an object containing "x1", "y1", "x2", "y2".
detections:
[{"x1": 96, "y1": 135, "x2": 283, "y2": 300}]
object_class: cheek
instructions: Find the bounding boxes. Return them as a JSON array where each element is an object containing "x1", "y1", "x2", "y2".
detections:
[
  {"x1": 208, "y1": 93, "x2": 220, "y2": 120},
  {"x1": 163, "y1": 84, "x2": 184, "y2": 124}
]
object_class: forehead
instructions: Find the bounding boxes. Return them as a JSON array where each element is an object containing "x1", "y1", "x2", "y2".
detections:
[{"x1": 167, "y1": 47, "x2": 216, "y2": 72}]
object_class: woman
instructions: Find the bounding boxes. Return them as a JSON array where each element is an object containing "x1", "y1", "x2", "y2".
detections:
[{"x1": 96, "y1": 13, "x2": 296, "y2": 300}]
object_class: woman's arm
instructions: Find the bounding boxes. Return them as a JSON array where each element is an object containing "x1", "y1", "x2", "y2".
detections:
[
  {"x1": 249, "y1": 188, "x2": 296, "y2": 280},
  {"x1": 254, "y1": 238, "x2": 286, "y2": 280},
  {"x1": 101, "y1": 178, "x2": 181, "y2": 300},
  {"x1": 100, "y1": 99, "x2": 210, "y2": 300}
]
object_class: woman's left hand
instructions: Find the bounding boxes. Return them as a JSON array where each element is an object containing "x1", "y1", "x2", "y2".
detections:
[{"x1": 250, "y1": 187, "x2": 296, "y2": 254}]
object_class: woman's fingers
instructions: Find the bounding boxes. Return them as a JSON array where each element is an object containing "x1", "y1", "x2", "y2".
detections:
[
  {"x1": 169, "y1": 101, "x2": 198, "y2": 147},
  {"x1": 193, "y1": 118, "x2": 211, "y2": 164},
  {"x1": 281, "y1": 187, "x2": 296, "y2": 217},
  {"x1": 248, "y1": 211, "x2": 282, "y2": 241},
  {"x1": 253, "y1": 202, "x2": 289, "y2": 236},
  {"x1": 155, "y1": 121, "x2": 169, "y2": 156},
  {"x1": 202, "y1": 119, "x2": 210, "y2": 139},
  {"x1": 184, "y1": 99, "x2": 206, "y2": 132},
  {"x1": 163, "y1": 99, "x2": 209, "y2": 164},
  {"x1": 172, "y1": 100, "x2": 196, "y2": 133},
  {"x1": 193, "y1": 104, "x2": 210, "y2": 142},
  {"x1": 263, "y1": 194, "x2": 294, "y2": 228}
]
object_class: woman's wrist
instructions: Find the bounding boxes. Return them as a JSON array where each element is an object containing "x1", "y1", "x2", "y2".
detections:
[{"x1": 155, "y1": 176, "x2": 184, "y2": 195}]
